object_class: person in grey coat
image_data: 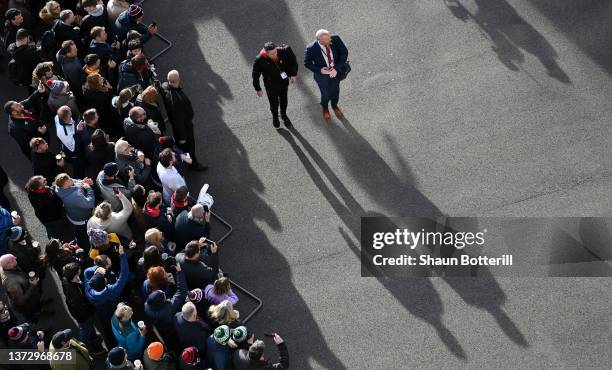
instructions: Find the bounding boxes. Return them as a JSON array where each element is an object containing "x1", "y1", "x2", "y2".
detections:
[
  {"x1": 96, "y1": 162, "x2": 136, "y2": 212},
  {"x1": 55, "y1": 173, "x2": 96, "y2": 252}
]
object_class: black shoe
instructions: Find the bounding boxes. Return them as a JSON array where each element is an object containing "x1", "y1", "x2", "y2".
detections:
[
  {"x1": 281, "y1": 115, "x2": 292, "y2": 128},
  {"x1": 272, "y1": 116, "x2": 281, "y2": 129},
  {"x1": 190, "y1": 163, "x2": 208, "y2": 171}
]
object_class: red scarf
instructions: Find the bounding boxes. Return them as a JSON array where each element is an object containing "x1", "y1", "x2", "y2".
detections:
[
  {"x1": 260, "y1": 48, "x2": 278, "y2": 62},
  {"x1": 145, "y1": 204, "x2": 161, "y2": 217},
  {"x1": 30, "y1": 187, "x2": 48, "y2": 194},
  {"x1": 171, "y1": 193, "x2": 188, "y2": 208}
]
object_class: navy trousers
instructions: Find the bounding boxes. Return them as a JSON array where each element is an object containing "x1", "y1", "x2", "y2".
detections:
[{"x1": 314, "y1": 74, "x2": 341, "y2": 108}]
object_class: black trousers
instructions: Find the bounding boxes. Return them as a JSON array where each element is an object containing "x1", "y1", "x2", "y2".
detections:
[{"x1": 266, "y1": 87, "x2": 289, "y2": 118}]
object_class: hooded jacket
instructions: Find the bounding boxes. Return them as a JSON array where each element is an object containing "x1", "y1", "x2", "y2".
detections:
[
  {"x1": 56, "y1": 184, "x2": 95, "y2": 224},
  {"x1": 84, "y1": 253, "x2": 129, "y2": 310},
  {"x1": 144, "y1": 269, "x2": 187, "y2": 334}
]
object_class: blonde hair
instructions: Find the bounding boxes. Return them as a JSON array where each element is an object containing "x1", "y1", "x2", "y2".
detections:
[
  {"x1": 140, "y1": 86, "x2": 158, "y2": 104},
  {"x1": 208, "y1": 300, "x2": 238, "y2": 325},
  {"x1": 94, "y1": 202, "x2": 112, "y2": 221},
  {"x1": 85, "y1": 73, "x2": 110, "y2": 93},
  {"x1": 144, "y1": 228, "x2": 163, "y2": 244}
]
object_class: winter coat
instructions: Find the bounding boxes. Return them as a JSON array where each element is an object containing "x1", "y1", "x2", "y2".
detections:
[
  {"x1": 8, "y1": 238, "x2": 45, "y2": 279},
  {"x1": 111, "y1": 315, "x2": 145, "y2": 360},
  {"x1": 117, "y1": 58, "x2": 151, "y2": 92},
  {"x1": 174, "y1": 211, "x2": 210, "y2": 253},
  {"x1": 86, "y1": 143, "x2": 116, "y2": 178},
  {"x1": 204, "y1": 284, "x2": 239, "y2": 306},
  {"x1": 81, "y1": 5, "x2": 111, "y2": 44},
  {"x1": 114, "y1": 9, "x2": 151, "y2": 43},
  {"x1": 85, "y1": 253, "x2": 129, "y2": 314},
  {"x1": 50, "y1": 338, "x2": 92, "y2": 370},
  {"x1": 144, "y1": 269, "x2": 187, "y2": 333},
  {"x1": 62, "y1": 279, "x2": 95, "y2": 323},
  {"x1": 123, "y1": 117, "x2": 157, "y2": 159},
  {"x1": 135, "y1": 97, "x2": 165, "y2": 133},
  {"x1": 56, "y1": 184, "x2": 95, "y2": 224},
  {"x1": 27, "y1": 187, "x2": 64, "y2": 224},
  {"x1": 1, "y1": 268, "x2": 41, "y2": 316},
  {"x1": 48, "y1": 91, "x2": 80, "y2": 118},
  {"x1": 174, "y1": 311, "x2": 211, "y2": 356},
  {"x1": 96, "y1": 170, "x2": 135, "y2": 212},
  {"x1": 32, "y1": 150, "x2": 64, "y2": 184},
  {"x1": 143, "y1": 203, "x2": 175, "y2": 242},
  {"x1": 7, "y1": 43, "x2": 41, "y2": 86},
  {"x1": 205, "y1": 335, "x2": 232, "y2": 370},
  {"x1": 83, "y1": 87, "x2": 114, "y2": 131},
  {"x1": 7, "y1": 90, "x2": 47, "y2": 158},
  {"x1": 232, "y1": 343, "x2": 290, "y2": 370},
  {"x1": 162, "y1": 84, "x2": 194, "y2": 142},
  {"x1": 175, "y1": 251, "x2": 219, "y2": 290},
  {"x1": 0, "y1": 207, "x2": 12, "y2": 255},
  {"x1": 87, "y1": 191, "x2": 133, "y2": 239},
  {"x1": 252, "y1": 45, "x2": 298, "y2": 91},
  {"x1": 56, "y1": 51, "x2": 84, "y2": 93},
  {"x1": 116, "y1": 152, "x2": 151, "y2": 186}
]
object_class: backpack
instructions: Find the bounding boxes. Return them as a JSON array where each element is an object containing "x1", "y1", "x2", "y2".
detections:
[{"x1": 7, "y1": 58, "x2": 24, "y2": 86}]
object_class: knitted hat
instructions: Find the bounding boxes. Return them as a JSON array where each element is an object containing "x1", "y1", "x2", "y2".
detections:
[
  {"x1": 158, "y1": 136, "x2": 175, "y2": 147},
  {"x1": 51, "y1": 329, "x2": 72, "y2": 348},
  {"x1": 107, "y1": 346, "x2": 126, "y2": 366},
  {"x1": 0, "y1": 254, "x2": 17, "y2": 269},
  {"x1": 147, "y1": 341, "x2": 164, "y2": 361},
  {"x1": 128, "y1": 4, "x2": 143, "y2": 18},
  {"x1": 8, "y1": 324, "x2": 28, "y2": 342},
  {"x1": 103, "y1": 162, "x2": 119, "y2": 177},
  {"x1": 213, "y1": 325, "x2": 231, "y2": 345},
  {"x1": 187, "y1": 288, "x2": 203, "y2": 303},
  {"x1": 231, "y1": 326, "x2": 249, "y2": 343},
  {"x1": 181, "y1": 347, "x2": 198, "y2": 365},
  {"x1": 88, "y1": 228, "x2": 108, "y2": 247},
  {"x1": 5, "y1": 226, "x2": 23, "y2": 242},
  {"x1": 46, "y1": 80, "x2": 65, "y2": 95},
  {"x1": 88, "y1": 273, "x2": 106, "y2": 291}
]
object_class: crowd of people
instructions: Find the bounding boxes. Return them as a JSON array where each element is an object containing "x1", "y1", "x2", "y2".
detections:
[{"x1": 0, "y1": 1, "x2": 289, "y2": 369}]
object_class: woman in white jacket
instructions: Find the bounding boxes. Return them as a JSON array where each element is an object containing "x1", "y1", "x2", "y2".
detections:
[{"x1": 87, "y1": 192, "x2": 133, "y2": 239}]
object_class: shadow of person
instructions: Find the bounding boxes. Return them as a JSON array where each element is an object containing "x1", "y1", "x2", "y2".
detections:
[
  {"x1": 444, "y1": 0, "x2": 571, "y2": 83},
  {"x1": 279, "y1": 128, "x2": 467, "y2": 359}
]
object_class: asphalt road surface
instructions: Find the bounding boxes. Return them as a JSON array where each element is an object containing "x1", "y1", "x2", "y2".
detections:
[{"x1": 1, "y1": 0, "x2": 611, "y2": 368}]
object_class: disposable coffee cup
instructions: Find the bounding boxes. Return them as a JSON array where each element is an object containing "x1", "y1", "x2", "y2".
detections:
[
  {"x1": 28, "y1": 271, "x2": 36, "y2": 279},
  {"x1": 134, "y1": 359, "x2": 142, "y2": 368},
  {"x1": 137, "y1": 321, "x2": 145, "y2": 330},
  {"x1": 161, "y1": 253, "x2": 168, "y2": 260},
  {"x1": 10, "y1": 211, "x2": 18, "y2": 219}
]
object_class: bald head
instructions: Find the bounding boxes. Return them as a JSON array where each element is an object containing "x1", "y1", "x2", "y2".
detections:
[{"x1": 0, "y1": 254, "x2": 17, "y2": 270}]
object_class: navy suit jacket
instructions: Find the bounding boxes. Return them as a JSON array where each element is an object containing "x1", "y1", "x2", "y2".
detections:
[{"x1": 304, "y1": 35, "x2": 349, "y2": 81}]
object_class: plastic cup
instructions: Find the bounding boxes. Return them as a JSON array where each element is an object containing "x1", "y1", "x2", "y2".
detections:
[
  {"x1": 28, "y1": 271, "x2": 36, "y2": 279},
  {"x1": 137, "y1": 321, "x2": 145, "y2": 330},
  {"x1": 134, "y1": 359, "x2": 142, "y2": 368}
]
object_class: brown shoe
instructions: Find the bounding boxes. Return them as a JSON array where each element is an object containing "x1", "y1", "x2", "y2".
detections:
[
  {"x1": 333, "y1": 106, "x2": 343, "y2": 118},
  {"x1": 322, "y1": 108, "x2": 331, "y2": 122}
]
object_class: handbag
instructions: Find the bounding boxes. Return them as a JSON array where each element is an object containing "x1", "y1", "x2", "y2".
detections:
[{"x1": 339, "y1": 60, "x2": 352, "y2": 81}]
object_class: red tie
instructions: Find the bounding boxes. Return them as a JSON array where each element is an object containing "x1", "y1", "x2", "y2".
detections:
[{"x1": 324, "y1": 46, "x2": 333, "y2": 67}]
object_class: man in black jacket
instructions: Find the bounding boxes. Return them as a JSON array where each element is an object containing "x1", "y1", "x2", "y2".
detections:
[
  {"x1": 53, "y1": 10, "x2": 85, "y2": 55},
  {"x1": 252, "y1": 42, "x2": 298, "y2": 129},
  {"x1": 175, "y1": 240, "x2": 219, "y2": 290},
  {"x1": 123, "y1": 106, "x2": 159, "y2": 159},
  {"x1": 174, "y1": 204, "x2": 211, "y2": 252},
  {"x1": 4, "y1": 87, "x2": 50, "y2": 159},
  {"x1": 3, "y1": 8, "x2": 24, "y2": 49},
  {"x1": 162, "y1": 70, "x2": 207, "y2": 171},
  {"x1": 25, "y1": 175, "x2": 66, "y2": 240},
  {"x1": 7, "y1": 28, "x2": 41, "y2": 88},
  {"x1": 174, "y1": 301, "x2": 210, "y2": 356},
  {"x1": 232, "y1": 334, "x2": 290, "y2": 370},
  {"x1": 30, "y1": 138, "x2": 65, "y2": 184},
  {"x1": 61, "y1": 262, "x2": 102, "y2": 352}
]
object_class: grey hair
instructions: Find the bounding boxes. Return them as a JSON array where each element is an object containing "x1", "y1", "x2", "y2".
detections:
[
  {"x1": 167, "y1": 70, "x2": 180, "y2": 82},
  {"x1": 182, "y1": 302, "x2": 197, "y2": 319},
  {"x1": 315, "y1": 29, "x2": 330, "y2": 40}
]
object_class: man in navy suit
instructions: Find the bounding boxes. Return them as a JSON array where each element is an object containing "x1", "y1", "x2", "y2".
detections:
[{"x1": 304, "y1": 29, "x2": 349, "y2": 122}]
